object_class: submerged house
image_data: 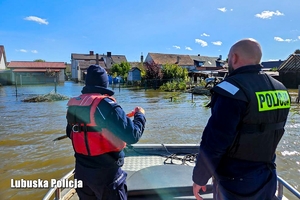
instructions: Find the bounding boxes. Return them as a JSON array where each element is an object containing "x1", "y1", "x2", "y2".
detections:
[
  {"x1": 7, "y1": 61, "x2": 66, "y2": 85},
  {"x1": 144, "y1": 52, "x2": 194, "y2": 81},
  {"x1": 278, "y1": 54, "x2": 300, "y2": 89},
  {"x1": 189, "y1": 54, "x2": 226, "y2": 82},
  {"x1": 71, "y1": 51, "x2": 127, "y2": 82},
  {"x1": 144, "y1": 52, "x2": 227, "y2": 83},
  {"x1": 145, "y1": 53, "x2": 194, "y2": 70}
]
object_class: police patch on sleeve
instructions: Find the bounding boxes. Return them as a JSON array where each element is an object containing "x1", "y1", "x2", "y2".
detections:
[{"x1": 216, "y1": 81, "x2": 239, "y2": 95}]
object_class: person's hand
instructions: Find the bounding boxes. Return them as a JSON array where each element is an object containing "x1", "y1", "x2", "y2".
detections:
[
  {"x1": 193, "y1": 182, "x2": 206, "y2": 200},
  {"x1": 134, "y1": 106, "x2": 145, "y2": 115}
]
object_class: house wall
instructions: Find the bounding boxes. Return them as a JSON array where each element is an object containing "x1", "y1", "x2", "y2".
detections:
[
  {"x1": 0, "y1": 71, "x2": 11, "y2": 85},
  {"x1": 128, "y1": 70, "x2": 141, "y2": 81},
  {"x1": 14, "y1": 72, "x2": 50, "y2": 85},
  {"x1": 12, "y1": 70, "x2": 65, "y2": 85},
  {"x1": 58, "y1": 69, "x2": 65, "y2": 83},
  {"x1": 71, "y1": 60, "x2": 79, "y2": 81},
  {"x1": 279, "y1": 71, "x2": 300, "y2": 89},
  {"x1": 0, "y1": 54, "x2": 6, "y2": 70},
  {"x1": 127, "y1": 72, "x2": 132, "y2": 81},
  {"x1": 144, "y1": 55, "x2": 153, "y2": 63}
]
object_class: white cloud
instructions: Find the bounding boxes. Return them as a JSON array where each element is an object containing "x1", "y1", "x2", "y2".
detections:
[
  {"x1": 298, "y1": 36, "x2": 300, "y2": 40},
  {"x1": 212, "y1": 41, "x2": 222, "y2": 46},
  {"x1": 268, "y1": 59, "x2": 279, "y2": 61},
  {"x1": 255, "y1": 10, "x2": 284, "y2": 19},
  {"x1": 195, "y1": 39, "x2": 208, "y2": 47},
  {"x1": 274, "y1": 37, "x2": 292, "y2": 42},
  {"x1": 173, "y1": 45, "x2": 180, "y2": 49},
  {"x1": 31, "y1": 50, "x2": 38, "y2": 53},
  {"x1": 217, "y1": 7, "x2": 227, "y2": 12},
  {"x1": 185, "y1": 46, "x2": 192, "y2": 51},
  {"x1": 24, "y1": 16, "x2": 49, "y2": 25},
  {"x1": 230, "y1": 9, "x2": 233, "y2": 11},
  {"x1": 16, "y1": 49, "x2": 28, "y2": 53},
  {"x1": 201, "y1": 33, "x2": 210, "y2": 37}
]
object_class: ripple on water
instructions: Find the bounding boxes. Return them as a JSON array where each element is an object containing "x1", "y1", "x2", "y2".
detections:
[{"x1": 281, "y1": 150, "x2": 300, "y2": 156}]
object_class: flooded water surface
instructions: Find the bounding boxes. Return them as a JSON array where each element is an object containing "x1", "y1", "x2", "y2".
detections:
[{"x1": 0, "y1": 82, "x2": 299, "y2": 199}]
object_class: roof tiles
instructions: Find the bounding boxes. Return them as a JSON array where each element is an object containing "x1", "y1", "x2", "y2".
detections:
[
  {"x1": 8, "y1": 61, "x2": 66, "y2": 69},
  {"x1": 148, "y1": 53, "x2": 194, "y2": 66},
  {"x1": 278, "y1": 54, "x2": 300, "y2": 71}
]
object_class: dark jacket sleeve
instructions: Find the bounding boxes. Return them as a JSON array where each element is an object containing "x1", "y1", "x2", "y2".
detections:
[
  {"x1": 66, "y1": 123, "x2": 71, "y2": 138},
  {"x1": 192, "y1": 94, "x2": 247, "y2": 186},
  {"x1": 95, "y1": 98, "x2": 146, "y2": 144}
]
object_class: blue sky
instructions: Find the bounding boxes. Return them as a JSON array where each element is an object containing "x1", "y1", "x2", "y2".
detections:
[{"x1": 1, "y1": 0, "x2": 300, "y2": 63}]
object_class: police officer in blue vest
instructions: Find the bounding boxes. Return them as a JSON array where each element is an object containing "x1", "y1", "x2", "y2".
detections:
[
  {"x1": 66, "y1": 65, "x2": 146, "y2": 200},
  {"x1": 192, "y1": 38, "x2": 290, "y2": 200}
]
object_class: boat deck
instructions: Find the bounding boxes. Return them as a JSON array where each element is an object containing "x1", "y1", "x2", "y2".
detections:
[
  {"x1": 44, "y1": 144, "x2": 298, "y2": 200},
  {"x1": 123, "y1": 144, "x2": 213, "y2": 199},
  {"x1": 56, "y1": 144, "x2": 213, "y2": 200}
]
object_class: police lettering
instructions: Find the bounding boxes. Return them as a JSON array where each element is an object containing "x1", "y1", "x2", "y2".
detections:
[{"x1": 256, "y1": 90, "x2": 290, "y2": 111}]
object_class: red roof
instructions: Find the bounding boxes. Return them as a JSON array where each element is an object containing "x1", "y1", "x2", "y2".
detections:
[
  {"x1": 13, "y1": 69, "x2": 60, "y2": 72},
  {"x1": 8, "y1": 61, "x2": 66, "y2": 69}
]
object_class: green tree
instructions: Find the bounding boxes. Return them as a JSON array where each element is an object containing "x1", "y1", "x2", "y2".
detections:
[
  {"x1": 145, "y1": 61, "x2": 162, "y2": 79},
  {"x1": 294, "y1": 49, "x2": 300, "y2": 54},
  {"x1": 34, "y1": 59, "x2": 45, "y2": 62},
  {"x1": 111, "y1": 62, "x2": 131, "y2": 78},
  {"x1": 161, "y1": 63, "x2": 188, "y2": 81},
  {"x1": 137, "y1": 63, "x2": 146, "y2": 79}
]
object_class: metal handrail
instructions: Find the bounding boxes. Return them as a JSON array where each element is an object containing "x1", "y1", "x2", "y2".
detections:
[
  {"x1": 43, "y1": 169, "x2": 75, "y2": 200},
  {"x1": 277, "y1": 176, "x2": 300, "y2": 200},
  {"x1": 43, "y1": 172, "x2": 300, "y2": 200}
]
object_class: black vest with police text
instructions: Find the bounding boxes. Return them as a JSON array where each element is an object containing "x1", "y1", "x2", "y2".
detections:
[{"x1": 212, "y1": 69, "x2": 290, "y2": 162}]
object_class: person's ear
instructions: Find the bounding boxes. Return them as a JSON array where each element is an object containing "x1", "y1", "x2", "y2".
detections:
[{"x1": 232, "y1": 53, "x2": 239, "y2": 65}]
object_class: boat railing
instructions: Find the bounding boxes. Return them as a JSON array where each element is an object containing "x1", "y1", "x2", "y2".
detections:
[
  {"x1": 276, "y1": 176, "x2": 300, "y2": 200},
  {"x1": 42, "y1": 169, "x2": 75, "y2": 200},
  {"x1": 43, "y1": 170, "x2": 300, "y2": 200}
]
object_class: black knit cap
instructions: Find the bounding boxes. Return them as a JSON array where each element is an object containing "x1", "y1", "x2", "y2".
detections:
[{"x1": 85, "y1": 65, "x2": 108, "y2": 88}]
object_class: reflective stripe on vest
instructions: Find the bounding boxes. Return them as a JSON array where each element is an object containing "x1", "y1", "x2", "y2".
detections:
[
  {"x1": 67, "y1": 94, "x2": 126, "y2": 156},
  {"x1": 255, "y1": 90, "x2": 290, "y2": 112}
]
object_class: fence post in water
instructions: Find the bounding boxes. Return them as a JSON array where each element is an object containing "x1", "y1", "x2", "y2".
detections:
[
  {"x1": 191, "y1": 93, "x2": 194, "y2": 103},
  {"x1": 297, "y1": 85, "x2": 300, "y2": 103},
  {"x1": 54, "y1": 75, "x2": 57, "y2": 94},
  {"x1": 15, "y1": 78, "x2": 18, "y2": 97}
]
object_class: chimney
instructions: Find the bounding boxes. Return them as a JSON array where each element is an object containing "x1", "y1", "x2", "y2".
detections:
[
  {"x1": 89, "y1": 51, "x2": 94, "y2": 55},
  {"x1": 198, "y1": 54, "x2": 200, "y2": 56},
  {"x1": 107, "y1": 52, "x2": 111, "y2": 57},
  {"x1": 176, "y1": 56, "x2": 180, "y2": 64},
  {"x1": 96, "y1": 53, "x2": 99, "y2": 65},
  {"x1": 140, "y1": 52, "x2": 144, "y2": 63},
  {"x1": 219, "y1": 55, "x2": 222, "y2": 60}
]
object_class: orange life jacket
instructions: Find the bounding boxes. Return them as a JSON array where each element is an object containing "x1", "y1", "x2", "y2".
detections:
[{"x1": 66, "y1": 94, "x2": 126, "y2": 156}]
